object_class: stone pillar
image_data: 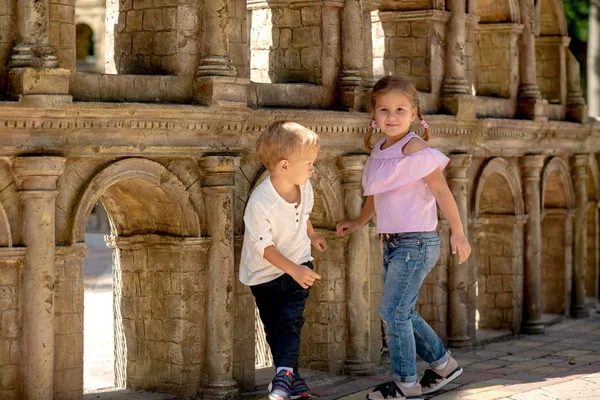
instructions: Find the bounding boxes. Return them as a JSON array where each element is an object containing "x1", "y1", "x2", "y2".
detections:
[
  {"x1": 588, "y1": 2, "x2": 599, "y2": 117},
  {"x1": 337, "y1": 0, "x2": 365, "y2": 110},
  {"x1": 361, "y1": 0, "x2": 380, "y2": 88},
  {"x1": 200, "y1": 155, "x2": 240, "y2": 399},
  {"x1": 571, "y1": 154, "x2": 589, "y2": 318},
  {"x1": 517, "y1": 0, "x2": 545, "y2": 120},
  {"x1": 13, "y1": 156, "x2": 66, "y2": 400},
  {"x1": 8, "y1": 0, "x2": 71, "y2": 105},
  {"x1": 446, "y1": 154, "x2": 471, "y2": 347},
  {"x1": 195, "y1": 0, "x2": 248, "y2": 106},
  {"x1": 339, "y1": 155, "x2": 373, "y2": 375},
  {"x1": 520, "y1": 155, "x2": 545, "y2": 334},
  {"x1": 566, "y1": 50, "x2": 588, "y2": 122},
  {"x1": 441, "y1": 0, "x2": 475, "y2": 118}
]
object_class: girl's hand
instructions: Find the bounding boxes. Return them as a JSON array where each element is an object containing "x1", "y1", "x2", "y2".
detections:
[
  {"x1": 451, "y1": 232, "x2": 471, "y2": 264},
  {"x1": 310, "y1": 233, "x2": 327, "y2": 251},
  {"x1": 335, "y1": 220, "x2": 362, "y2": 237}
]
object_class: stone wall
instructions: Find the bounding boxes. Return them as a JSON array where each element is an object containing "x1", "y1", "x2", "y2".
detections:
[
  {"x1": 372, "y1": 11, "x2": 448, "y2": 93},
  {"x1": 301, "y1": 230, "x2": 347, "y2": 374},
  {"x1": 473, "y1": 25, "x2": 520, "y2": 99},
  {"x1": 476, "y1": 217, "x2": 524, "y2": 332},
  {"x1": 49, "y1": 0, "x2": 76, "y2": 72},
  {"x1": 229, "y1": 0, "x2": 249, "y2": 78},
  {"x1": 0, "y1": 254, "x2": 24, "y2": 400},
  {"x1": 114, "y1": 0, "x2": 199, "y2": 75},
  {"x1": 0, "y1": 0, "x2": 15, "y2": 97},
  {"x1": 536, "y1": 38, "x2": 566, "y2": 104},
  {"x1": 54, "y1": 245, "x2": 85, "y2": 400},
  {"x1": 233, "y1": 237, "x2": 255, "y2": 391},
  {"x1": 541, "y1": 211, "x2": 570, "y2": 315},
  {"x1": 114, "y1": 235, "x2": 210, "y2": 397},
  {"x1": 250, "y1": 3, "x2": 324, "y2": 84}
]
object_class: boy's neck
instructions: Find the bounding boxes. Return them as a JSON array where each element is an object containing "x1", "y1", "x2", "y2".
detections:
[{"x1": 270, "y1": 174, "x2": 300, "y2": 204}]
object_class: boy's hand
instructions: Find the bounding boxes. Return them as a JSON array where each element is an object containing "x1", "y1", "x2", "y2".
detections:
[
  {"x1": 310, "y1": 233, "x2": 327, "y2": 251},
  {"x1": 335, "y1": 219, "x2": 362, "y2": 237},
  {"x1": 451, "y1": 232, "x2": 471, "y2": 265},
  {"x1": 290, "y1": 264, "x2": 321, "y2": 289}
]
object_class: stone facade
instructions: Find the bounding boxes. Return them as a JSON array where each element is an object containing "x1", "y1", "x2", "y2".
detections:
[{"x1": 0, "y1": 0, "x2": 599, "y2": 399}]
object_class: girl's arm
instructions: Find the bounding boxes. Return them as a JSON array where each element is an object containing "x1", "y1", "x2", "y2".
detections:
[
  {"x1": 423, "y1": 168, "x2": 471, "y2": 264},
  {"x1": 336, "y1": 195, "x2": 375, "y2": 237}
]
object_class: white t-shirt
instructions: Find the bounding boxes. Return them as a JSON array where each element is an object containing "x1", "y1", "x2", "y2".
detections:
[{"x1": 239, "y1": 175, "x2": 314, "y2": 286}]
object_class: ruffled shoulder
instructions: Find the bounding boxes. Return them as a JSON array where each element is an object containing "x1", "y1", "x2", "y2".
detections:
[{"x1": 362, "y1": 147, "x2": 449, "y2": 196}]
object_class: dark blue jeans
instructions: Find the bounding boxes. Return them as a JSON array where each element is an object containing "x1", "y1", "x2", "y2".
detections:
[{"x1": 251, "y1": 261, "x2": 312, "y2": 370}]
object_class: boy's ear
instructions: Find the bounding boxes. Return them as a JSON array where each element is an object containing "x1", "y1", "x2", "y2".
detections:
[{"x1": 278, "y1": 159, "x2": 289, "y2": 172}]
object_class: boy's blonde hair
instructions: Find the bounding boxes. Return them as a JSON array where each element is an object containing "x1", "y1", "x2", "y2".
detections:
[{"x1": 256, "y1": 121, "x2": 320, "y2": 171}]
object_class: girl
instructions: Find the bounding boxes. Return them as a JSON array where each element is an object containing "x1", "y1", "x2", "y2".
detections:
[{"x1": 336, "y1": 76, "x2": 471, "y2": 400}]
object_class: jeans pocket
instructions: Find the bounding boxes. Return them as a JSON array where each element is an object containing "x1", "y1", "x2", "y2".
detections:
[{"x1": 424, "y1": 239, "x2": 441, "y2": 271}]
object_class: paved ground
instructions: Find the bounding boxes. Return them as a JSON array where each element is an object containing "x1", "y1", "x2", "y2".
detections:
[{"x1": 83, "y1": 234, "x2": 600, "y2": 399}]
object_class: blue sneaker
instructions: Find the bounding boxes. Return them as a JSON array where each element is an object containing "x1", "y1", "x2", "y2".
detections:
[
  {"x1": 268, "y1": 370, "x2": 294, "y2": 400},
  {"x1": 291, "y1": 371, "x2": 311, "y2": 399}
]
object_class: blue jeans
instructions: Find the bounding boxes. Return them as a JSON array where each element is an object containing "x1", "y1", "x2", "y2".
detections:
[{"x1": 379, "y1": 231, "x2": 449, "y2": 383}]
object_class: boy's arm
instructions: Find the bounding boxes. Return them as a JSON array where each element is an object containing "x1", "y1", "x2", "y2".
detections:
[
  {"x1": 264, "y1": 246, "x2": 320, "y2": 288},
  {"x1": 307, "y1": 219, "x2": 327, "y2": 251}
]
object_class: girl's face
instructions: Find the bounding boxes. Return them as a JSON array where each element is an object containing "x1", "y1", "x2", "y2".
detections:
[{"x1": 373, "y1": 91, "x2": 417, "y2": 139}]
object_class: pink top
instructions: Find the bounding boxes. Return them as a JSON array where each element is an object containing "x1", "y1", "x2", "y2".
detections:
[{"x1": 362, "y1": 133, "x2": 450, "y2": 234}]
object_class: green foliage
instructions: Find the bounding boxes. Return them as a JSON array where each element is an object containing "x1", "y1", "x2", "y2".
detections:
[{"x1": 562, "y1": 0, "x2": 590, "y2": 42}]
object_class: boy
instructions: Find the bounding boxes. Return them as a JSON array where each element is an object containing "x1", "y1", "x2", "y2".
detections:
[{"x1": 240, "y1": 121, "x2": 327, "y2": 400}]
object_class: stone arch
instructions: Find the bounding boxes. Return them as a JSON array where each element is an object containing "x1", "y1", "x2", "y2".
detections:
[
  {"x1": 586, "y1": 155, "x2": 600, "y2": 299},
  {"x1": 540, "y1": 157, "x2": 574, "y2": 316},
  {"x1": 68, "y1": 158, "x2": 205, "y2": 396},
  {"x1": 541, "y1": 157, "x2": 575, "y2": 210},
  {"x1": 71, "y1": 158, "x2": 200, "y2": 244},
  {"x1": 539, "y1": 0, "x2": 568, "y2": 36},
  {"x1": 475, "y1": 0, "x2": 520, "y2": 23},
  {"x1": 473, "y1": 158, "x2": 525, "y2": 334},
  {"x1": 474, "y1": 157, "x2": 524, "y2": 217},
  {"x1": 75, "y1": 23, "x2": 94, "y2": 61}
]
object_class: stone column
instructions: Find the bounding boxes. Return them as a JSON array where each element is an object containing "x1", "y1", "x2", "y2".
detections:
[
  {"x1": 517, "y1": 0, "x2": 546, "y2": 120},
  {"x1": 8, "y1": 0, "x2": 70, "y2": 105},
  {"x1": 446, "y1": 154, "x2": 471, "y2": 347},
  {"x1": 361, "y1": 0, "x2": 380, "y2": 88},
  {"x1": 566, "y1": 50, "x2": 588, "y2": 122},
  {"x1": 441, "y1": 0, "x2": 475, "y2": 118},
  {"x1": 195, "y1": 0, "x2": 248, "y2": 106},
  {"x1": 339, "y1": 155, "x2": 373, "y2": 375},
  {"x1": 10, "y1": 0, "x2": 57, "y2": 69},
  {"x1": 520, "y1": 155, "x2": 545, "y2": 334},
  {"x1": 200, "y1": 155, "x2": 240, "y2": 399},
  {"x1": 197, "y1": 0, "x2": 235, "y2": 77},
  {"x1": 13, "y1": 156, "x2": 66, "y2": 400},
  {"x1": 588, "y1": 2, "x2": 599, "y2": 117},
  {"x1": 571, "y1": 154, "x2": 589, "y2": 318},
  {"x1": 337, "y1": 0, "x2": 365, "y2": 110}
]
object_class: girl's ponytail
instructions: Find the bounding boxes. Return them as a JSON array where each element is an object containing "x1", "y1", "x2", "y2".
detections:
[
  {"x1": 364, "y1": 123, "x2": 375, "y2": 151},
  {"x1": 417, "y1": 107, "x2": 430, "y2": 141}
]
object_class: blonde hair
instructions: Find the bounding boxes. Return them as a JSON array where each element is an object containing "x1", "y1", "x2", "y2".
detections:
[
  {"x1": 256, "y1": 121, "x2": 320, "y2": 171},
  {"x1": 364, "y1": 76, "x2": 430, "y2": 151}
]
